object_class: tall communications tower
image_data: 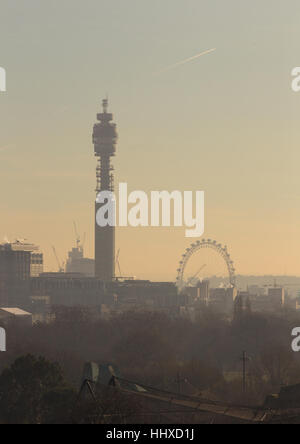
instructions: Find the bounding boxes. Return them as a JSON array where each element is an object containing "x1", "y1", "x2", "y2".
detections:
[{"x1": 93, "y1": 99, "x2": 118, "y2": 281}]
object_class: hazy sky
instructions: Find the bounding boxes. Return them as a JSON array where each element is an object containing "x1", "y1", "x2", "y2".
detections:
[{"x1": 0, "y1": 0, "x2": 300, "y2": 280}]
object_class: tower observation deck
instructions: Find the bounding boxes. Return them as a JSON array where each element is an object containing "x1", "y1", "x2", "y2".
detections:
[{"x1": 93, "y1": 99, "x2": 118, "y2": 281}]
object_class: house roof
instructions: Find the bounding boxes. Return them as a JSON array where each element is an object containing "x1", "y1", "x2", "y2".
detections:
[{"x1": 0, "y1": 308, "x2": 32, "y2": 316}]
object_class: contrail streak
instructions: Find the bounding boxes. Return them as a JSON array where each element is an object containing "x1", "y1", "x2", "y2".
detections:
[{"x1": 154, "y1": 48, "x2": 216, "y2": 75}]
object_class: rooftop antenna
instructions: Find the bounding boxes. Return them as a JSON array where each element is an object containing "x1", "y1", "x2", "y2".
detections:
[{"x1": 102, "y1": 95, "x2": 108, "y2": 114}]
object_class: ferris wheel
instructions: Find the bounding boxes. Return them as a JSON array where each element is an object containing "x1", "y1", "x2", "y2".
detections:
[{"x1": 176, "y1": 239, "x2": 236, "y2": 291}]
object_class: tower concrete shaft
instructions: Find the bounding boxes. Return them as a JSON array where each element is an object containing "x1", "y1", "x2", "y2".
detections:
[{"x1": 93, "y1": 99, "x2": 118, "y2": 281}]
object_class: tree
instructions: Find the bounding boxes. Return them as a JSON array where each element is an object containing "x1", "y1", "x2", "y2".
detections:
[
  {"x1": 0, "y1": 354, "x2": 76, "y2": 424},
  {"x1": 260, "y1": 346, "x2": 295, "y2": 388}
]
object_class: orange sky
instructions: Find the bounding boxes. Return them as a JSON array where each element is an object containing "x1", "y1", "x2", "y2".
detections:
[{"x1": 0, "y1": 1, "x2": 299, "y2": 280}]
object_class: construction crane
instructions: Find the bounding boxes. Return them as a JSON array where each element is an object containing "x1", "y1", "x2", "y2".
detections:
[
  {"x1": 82, "y1": 232, "x2": 86, "y2": 249},
  {"x1": 52, "y1": 246, "x2": 64, "y2": 273},
  {"x1": 186, "y1": 264, "x2": 207, "y2": 287},
  {"x1": 73, "y1": 221, "x2": 81, "y2": 249},
  {"x1": 73, "y1": 221, "x2": 85, "y2": 253},
  {"x1": 116, "y1": 249, "x2": 122, "y2": 278}
]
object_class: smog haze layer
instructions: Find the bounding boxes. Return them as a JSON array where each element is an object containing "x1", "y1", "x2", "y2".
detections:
[{"x1": 0, "y1": 0, "x2": 299, "y2": 280}]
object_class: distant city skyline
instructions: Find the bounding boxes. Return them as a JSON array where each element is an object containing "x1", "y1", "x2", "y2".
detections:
[{"x1": 0, "y1": 0, "x2": 299, "y2": 280}]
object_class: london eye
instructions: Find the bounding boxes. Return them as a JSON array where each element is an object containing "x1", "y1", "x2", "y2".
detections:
[{"x1": 176, "y1": 239, "x2": 236, "y2": 291}]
